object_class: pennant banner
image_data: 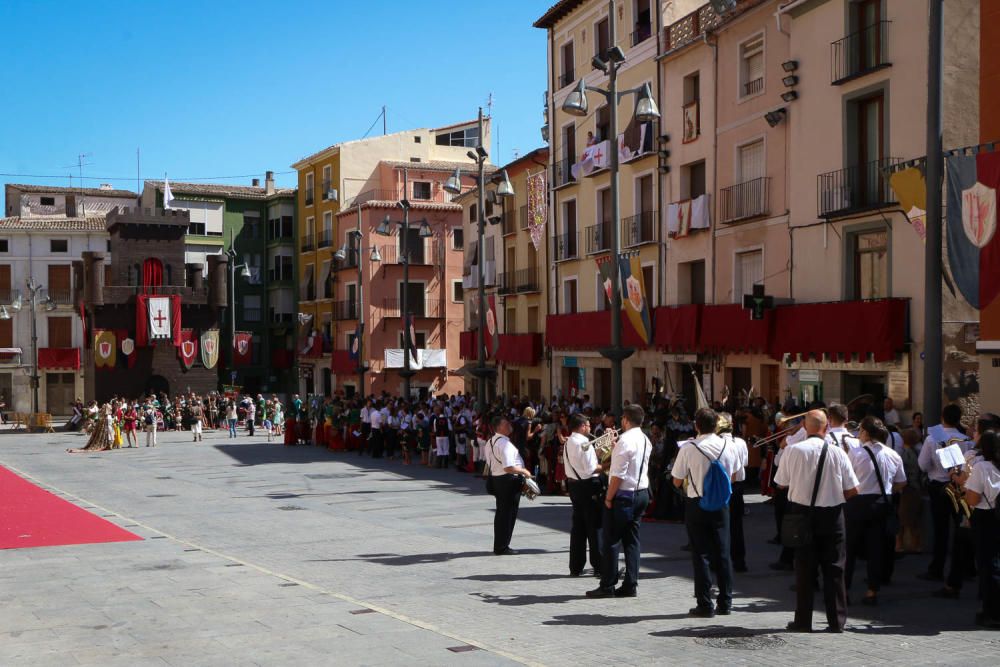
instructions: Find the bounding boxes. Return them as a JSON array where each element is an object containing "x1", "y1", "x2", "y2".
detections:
[
  {"x1": 596, "y1": 255, "x2": 615, "y2": 306},
  {"x1": 178, "y1": 329, "x2": 198, "y2": 369},
  {"x1": 527, "y1": 170, "x2": 547, "y2": 252},
  {"x1": 148, "y1": 296, "x2": 172, "y2": 339},
  {"x1": 619, "y1": 253, "x2": 652, "y2": 345},
  {"x1": 349, "y1": 324, "x2": 362, "y2": 361},
  {"x1": 403, "y1": 314, "x2": 419, "y2": 366},
  {"x1": 234, "y1": 332, "x2": 253, "y2": 366},
  {"x1": 946, "y1": 152, "x2": 1000, "y2": 309},
  {"x1": 486, "y1": 294, "x2": 500, "y2": 357},
  {"x1": 120, "y1": 336, "x2": 136, "y2": 369},
  {"x1": 94, "y1": 330, "x2": 117, "y2": 369},
  {"x1": 889, "y1": 166, "x2": 928, "y2": 241},
  {"x1": 136, "y1": 294, "x2": 182, "y2": 346},
  {"x1": 201, "y1": 329, "x2": 220, "y2": 369},
  {"x1": 667, "y1": 199, "x2": 692, "y2": 238}
]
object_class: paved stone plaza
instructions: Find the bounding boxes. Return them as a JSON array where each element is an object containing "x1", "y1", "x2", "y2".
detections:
[{"x1": 0, "y1": 428, "x2": 997, "y2": 666}]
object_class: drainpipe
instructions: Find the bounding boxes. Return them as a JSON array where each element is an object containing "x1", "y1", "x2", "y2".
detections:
[
  {"x1": 707, "y1": 29, "x2": 719, "y2": 402},
  {"x1": 547, "y1": 26, "x2": 557, "y2": 402}
]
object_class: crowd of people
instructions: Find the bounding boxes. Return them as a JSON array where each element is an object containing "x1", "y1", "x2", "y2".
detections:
[{"x1": 61, "y1": 386, "x2": 1000, "y2": 632}]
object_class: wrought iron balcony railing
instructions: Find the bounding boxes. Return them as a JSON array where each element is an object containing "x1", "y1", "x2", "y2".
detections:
[
  {"x1": 623, "y1": 210, "x2": 656, "y2": 246},
  {"x1": 720, "y1": 177, "x2": 770, "y2": 223},
  {"x1": 832, "y1": 21, "x2": 891, "y2": 85},
  {"x1": 817, "y1": 158, "x2": 901, "y2": 217}
]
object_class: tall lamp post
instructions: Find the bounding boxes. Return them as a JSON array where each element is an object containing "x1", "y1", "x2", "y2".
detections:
[
  {"x1": 443, "y1": 108, "x2": 515, "y2": 414},
  {"x1": 376, "y1": 171, "x2": 433, "y2": 400},
  {"x1": 560, "y1": 0, "x2": 660, "y2": 414},
  {"x1": 1, "y1": 279, "x2": 57, "y2": 417},
  {"x1": 334, "y1": 212, "x2": 382, "y2": 397},
  {"x1": 226, "y1": 230, "x2": 251, "y2": 375}
]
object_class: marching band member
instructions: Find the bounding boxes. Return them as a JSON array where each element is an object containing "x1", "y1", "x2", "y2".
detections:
[
  {"x1": 564, "y1": 413, "x2": 604, "y2": 578},
  {"x1": 488, "y1": 415, "x2": 533, "y2": 555},
  {"x1": 825, "y1": 404, "x2": 859, "y2": 452},
  {"x1": 672, "y1": 408, "x2": 744, "y2": 617},
  {"x1": 961, "y1": 429, "x2": 1000, "y2": 628},
  {"x1": 432, "y1": 405, "x2": 452, "y2": 468},
  {"x1": 775, "y1": 410, "x2": 859, "y2": 633},
  {"x1": 587, "y1": 405, "x2": 651, "y2": 599},
  {"x1": 845, "y1": 417, "x2": 906, "y2": 606},
  {"x1": 718, "y1": 412, "x2": 749, "y2": 573}
]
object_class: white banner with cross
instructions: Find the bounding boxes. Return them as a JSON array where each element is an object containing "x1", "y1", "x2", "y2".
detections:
[{"x1": 148, "y1": 296, "x2": 172, "y2": 339}]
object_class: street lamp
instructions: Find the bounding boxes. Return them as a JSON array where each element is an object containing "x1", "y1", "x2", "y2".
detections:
[
  {"x1": 561, "y1": 0, "x2": 660, "y2": 415},
  {"x1": 443, "y1": 108, "x2": 514, "y2": 414},
  {"x1": 334, "y1": 208, "x2": 382, "y2": 396},
  {"x1": 376, "y1": 168, "x2": 432, "y2": 400},
  {"x1": 226, "y1": 230, "x2": 251, "y2": 374},
  {"x1": 4, "y1": 278, "x2": 56, "y2": 417}
]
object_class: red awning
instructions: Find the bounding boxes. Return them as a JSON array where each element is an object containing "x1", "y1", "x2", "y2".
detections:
[
  {"x1": 653, "y1": 305, "x2": 700, "y2": 351},
  {"x1": 696, "y1": 304, "x2": 773, "y2": 354},
  {"x1": 496, "y1": 333, "x2": 543, "y2": 366},
  {"x1": 331, "y1": 350, "x2": 355, "y2": 374},
  {"x1": 545, "y1": 311, "x2": 646, "y2": 350},
  {"x1": 770, "y1": 298, "x2": 907, "y2": 362},
  {"x1": 38, "y1": 347, "x2": 81, "y2": 370}
]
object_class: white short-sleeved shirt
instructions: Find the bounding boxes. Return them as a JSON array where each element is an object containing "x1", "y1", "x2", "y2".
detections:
[
  {"x1": 965, "y1": 460, "x2": 1000, "y2": 510},
  {"x1": 672, "y1": 433, "x2": 745, "y2": 499},
  {"x1": 369, "y1": 409, "x2": 384, "y2": 430},
  {"x1": 776, "y1": 424, "x2": 807, "y2": 466},
  {"x1": 360, "y1": 407, "x2": 371, "y2": 424},
  {"x1": 848, "y1": 441, "x2": 906, "y2": 496},
  {"x1": 722, "y1": 434, "x2": 749, "y2": 483},
  {"x1": 564, "y1": 432, "x2": 599, "y2": 480},
  {"x1": 826, "y1": 426, "x2": 860, "y2": 452},
  {"x1": 884, "y1": 408, "x2": 901, "y2": 428},
  {"x1": 608, "y1": 427, "x2": 651, "y2": 492},
  {"x1": 918, "y1": 426, "x2": 972, "y2": 482},
  {"x1": 774, "y1": 436, "x2": 860, "y2": 507},
  {"x1": 487, "y1": 435, "x2": 523, "y2": 476}
]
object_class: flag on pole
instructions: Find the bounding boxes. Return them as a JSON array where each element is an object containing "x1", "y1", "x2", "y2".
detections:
[
  {"x1": 403, "y1": 314, "x2": 418, "y2": 366},
  {"x1": 163, "y1": 176, "x2": 176, "y2": 210},
  {"x1": 349, "y1": 324, "x2": 362, "y2": 361},
  {"x1": 234, "y1": 332, "x2": 252, "y2": 366},
  {"x1": 946, "y1": 152, "x2": 1000, "y2": 310},
  {"x1": 618, "y1": 253, "x2": 652, "y2": 345},
  {"x1": 178, "y1": 329, "x2": 198, "y2": 369},
  {"x1": 486, "y1": 295, "x2": 500, "y2": 357}
]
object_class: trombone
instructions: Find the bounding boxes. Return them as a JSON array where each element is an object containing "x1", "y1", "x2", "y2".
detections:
[{"x1": 750, "y1": 409, "x2": 815, "y2": 448}]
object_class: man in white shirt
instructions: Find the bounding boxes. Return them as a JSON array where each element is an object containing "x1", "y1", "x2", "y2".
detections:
[
  {"x1": 360, "y1": 400, "x2": 372, "y2": 455},
  {"x1": 586, "y1": 404, "x2": 651, "y2": 599},
  {"x1": 845, "y1": 417, "x2": 906, "y2": 606},
  {"x1": 775, "y1": 410, "x2": 860, "y2": 633},
  {"x1": 718, "y1": 413, "x2": 749, "y2": 573},
  {"x1": 672, "y1": 409, "x2": 745, "y2": 617},
  {"x1": 918, "y1": 403, "x2": 972, "y2": 580},
  {"x1": 883, "y1": 397, "x2": 901, "y2": 429},
  {"x1": 487, "y1": 415, "x2": 534, "y2": 555},
  {"x1": 368, "y1": 401, "x2": 385, "y2": 458},
  {"x1": 825, "y1": 404, "x2": 860, "y2": 452},
  {"x1": 564, "y1": 413, "x2": 604, "y2": 578}
]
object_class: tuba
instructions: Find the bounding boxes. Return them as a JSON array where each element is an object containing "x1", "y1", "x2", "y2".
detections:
[
  {"x1": 944, "y1": 437, "x2": 974, "y2": 520},
  {"x1": 582, "y1": 428, "x2": 619, "y2": 464}
]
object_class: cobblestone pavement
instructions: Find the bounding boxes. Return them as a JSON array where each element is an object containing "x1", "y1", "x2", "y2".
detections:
[{"x1": 1, "y1": 428, "x2": 997, "y2": 666}]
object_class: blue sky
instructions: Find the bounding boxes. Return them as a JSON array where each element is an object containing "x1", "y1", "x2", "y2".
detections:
[{"x1": 0, "y1": 0, "x2": 548, "y2": 208}]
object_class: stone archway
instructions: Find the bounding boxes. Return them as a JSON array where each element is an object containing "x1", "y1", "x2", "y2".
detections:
[{"x1": 145, "y1": 374, "x2": 169, "y2": 399}]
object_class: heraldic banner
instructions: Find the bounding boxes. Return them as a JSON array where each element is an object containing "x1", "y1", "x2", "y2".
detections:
[
  {"x1": 178, "y1": 329, "x2": 198, "y2": 369},
  {"x1": 135, "y1": 294, "x2": 182, "y2": 346},
  {"x1": 619, "y1": 253, "x2": 652, "y2": 345},
  {"x1": 234, "y1": 332, "x2": 253, "y2": 366},
  {"x1": 201, "y1": 329, "x2": 220, "y2": 369},
  {"x1": 120, "y1": 335, "x2": 136, "y2": 369},
  {"x1": 946, "y1": 151, "x2": 1000, "y2": 310},
  {"x1": 94, "y1": 330, "x2": 117, "y2": 369},
  {"x1": 527, "y1": 170, "x2": 547, "y2": 252},
  {"x1": 486, "y1": 294, "x2": 500, "y2": 357}
]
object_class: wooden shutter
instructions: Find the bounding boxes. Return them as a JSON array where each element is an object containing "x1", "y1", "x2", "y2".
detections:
[
  {"x1": 0, "y1": 319, "x2": 11, "y2": 348},
  {"x1": 0, "y1": 265, "x2": 10, "y2": 297},
  {"x1": 48, "y1": 316, "x2": 72, "y2": 348},
  {"x1": 48, "y1": 264, "x2": 71, "y2": 301},
  {"x1": 739, "y1": 141, "x2": 765, "y2": 182}
]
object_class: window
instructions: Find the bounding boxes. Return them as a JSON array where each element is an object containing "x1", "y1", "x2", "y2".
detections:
[
  {"x1": 560, "y1": 41, "x2": 575, "y2": 87},
  {"x1": 305, "y1": 173, "x2": 314, "y2": 205},
  {"x1": 322, "y1": 165, "x2": 332, "y2": 196},
  {"x1": 243, "y1": 295, "x2": 262, "y2": 321},
  {"x1": 734, "y1": 249, "x2": 763, "y2": 303},
  {"x1": 40, "y1": 196, "x2": 55, "y2": 206},
  {"x1": 243, "y1": 213, "x2": 260, "y2": 239},
  {"x1": 563, "y1": 278, "x2": 578, "y2": 314},
  {"x1": 485, "y1": 236, "x2": 495, "y2": 263},
  {"x1": 48, "y1": 264, "x2": 71, "y2": 301},
  {"x1": 452, "y1": 228, "x2": 464, "y2": 250},
  {"x1": 50, "y1": 239, "x2": 68, "y2": 253},
  {"x1": 683, "y1": 72, "x2": 700, "y2": 142},
  {"x1": 469, "y1": 205, "x2": 477, "y2": 223},
  {"x1": 851, "y1": 229, "x2": 889, "y2": 300},
  {"x1": 398, "y1": 331, "x2": 427, "y2": 349},
  {"x1": 595, "y1": 16, "x2": 610, "y2": 59},
  {"x1": 527, "y1": 305, "x2": 540, "y2": 333},
  {"x1": 412, "y1": 181, "x2": 432, "y2": 200},
  {"x1": 0, "y1": 265, "x2": 9, "y2": 295},
  {"x1": 596, "y1": 271, "x2": 610, "y2": 311},
  {"x1": 400, "y1": 226, "x2": 426, "y2": 264},
  {"x1": 0, "y1": 318, "x2": 11, "y2": 348},
  {"x1": 323, "y1": 211, "x2": 333, "y2": 244},
  {"x1": 596, "y1": 106, "x2": 610, "y2": 143},
  {"x1": 0, "y1": 240, "x2": 7, "y2": 252},
  {"x1": 48, "y1": 316, "x2": 72, "y2": 348},
  {"x1": 739, "y1": 35, "x2": 765, "y2": 98},
  {"x1": 302, "y1": 264, "x2": 315, "y2": 301},
  {"x1": 559, "y1": 199, "x2": 578, "y2": 259},
  {"x1": 188, "y1": 222, "x2": 206, "y2": 236},
  {"x1": 679, "y1": 260, "x2": 706, "y2": 305},
  {"x1": 506, "y1": 307, "x2": 516, "y2": 334},
  {"x1": 269, "y1": 215, "x2": 294, "y2": 240},
  {"x1": 435, "y1": 127, "x2": 479, "y2": 147},
  {"x1": 682, "y1": 161, "x2": 706, "y2": 199},
  {"x1": 451, "y1": 279, "x2": 463, "y2": 303},
  {"x1": 306, "y1": 216, "x2": 315, "y2": 240},
  {"x1": 270, "y1": 255, "x2": 293, "y2": 282},
  {"x1": 65, "y1": 195, "x2": 77, "y2": 217},
  {"x1": 738, "y1": 140, "x2": 765, "y2": 183},
  {"x1": 414, "y1": 136, "x2": 421, "y2": 143},
  {"x1": 321, "y1": 260, "x2": 332, "y2": 298}
]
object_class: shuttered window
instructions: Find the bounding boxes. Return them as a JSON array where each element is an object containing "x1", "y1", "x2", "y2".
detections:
[
  {"x1": 48, "y1": 316, "x2": 72, "y2": 348},
  {"x1": 0, "y1": 319, "x2": 12, "y2": 348},
  {"x1": 740, "y1": 36, "x2": 764, "y2": 97},
  {"x1": 738, "y1": 140, "x2": 765, "y2": 183},
  {"x1": 734, "y1": 250, "x2": 763, "y2": 303}
]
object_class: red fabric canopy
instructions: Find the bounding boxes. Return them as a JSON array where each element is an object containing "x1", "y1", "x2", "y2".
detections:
[
  {"x1": 330, "y1": 350, "x2": 355, "y2": 374},
  {"x1": 769, "y1": 298, "x2": 907, "y2": 362},
  {"x1": 545, "y1": 311, "x2": 645, "y2": 350},
  {"x1": 496, "y1": 334, "x2": 543, "y2": 366},
  {"x1": 653, "y1": 305, "x2": 701, "y2": 351},
  {"x1": 697, "y1": 304, "x2": 773, "y2": 354},
  {"x1": 38, "y1": 347, "x2": 80, "y2": 370}
]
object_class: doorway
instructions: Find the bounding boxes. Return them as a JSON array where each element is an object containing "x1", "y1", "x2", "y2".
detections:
[
  {"x1": 594, "y1": 368, "x2": 612, "y2": 411},
  {"x1": 631, "y1": 367, "x2": 647, "y2": 405},
  {"x1": 506, "y1": 369, "x2": 520, "y2": 399},
  {"x1": 44, "y1": 372, "x2": 75, "y2": 415}
]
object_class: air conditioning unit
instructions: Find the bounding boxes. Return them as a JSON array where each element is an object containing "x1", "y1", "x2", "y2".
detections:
[{"x1": 326, "y1": 189, "x2": 338, "y2": 202}]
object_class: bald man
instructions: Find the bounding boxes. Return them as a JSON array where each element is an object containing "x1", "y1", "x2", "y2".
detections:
[{"x1": 775, "y1": 410, "x2": 860, "y2": 633}]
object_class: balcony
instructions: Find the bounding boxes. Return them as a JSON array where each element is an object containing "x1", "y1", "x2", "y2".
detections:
[
  {"x1": 631, "y1": 24, "x2": 652, "y2": 47},
  {"x1": 558, "y1": 69, "x2": 575, "y2": 89},
  {"x1": 742, "y1": 77, "x2": 763, "y2": 97},
  {"x1": 519, "y1": 204, "x2": 530, "y2": 229},
  {"x1": 300, "y1": 233, "x2": 315, "y2": 252},
  {"x1": 554, "y1": 231, "x2": 579, "y2": 261},
  {"x1": 300, "y1": 284, "x2": 316, "y2": 302},
  {"x1": 102, "y1": 285, "x2": 209, "y2": 305},
  {"x1": 332, "y1": 300, "x2": 358, "y2": 320},
  {"x1": 662, "y1": 3, "x2": 723, "y2": 53},
  {"x1": 317, "y1": 230, "x2": 334, "y2": 249},
  {"x1": 305, "y1": 190, "x2": 314, "y2": 206},
  {"x1": 335, "y1": 249, "x2": 359, "y2": 270},
  {"x1": 832, "y1": 21, "x2": 891, "y2": 85},
  {"x1": 377, "y1": 241, "x2": 442, "y2": 266},
  {"x1": 720, "y1": 177, "x2": 770, "y2": 223},
  {"x1": 345, "y1": 182, "x2": 449, "y2": 208},
  {"x1": 623, "y1": 210, "x2": 656, "y2": 246},
  {"x1": 321, "y1": 180, "x2": 332, "y2": 200},
  {"x1": 380, "y1": 298, "x2": 445, "y2": 319},
  {"x1": 243, "y1": 307, "x2": 262, "y2": 322},
  {"x1": 47, "y1": 287, "x2": 74, "y2": 304},
  {"x1": 586, "y1": 223, "x2": 612, "y2": 254},
  {"x1": 554, "y1": 157, "x2": 576, "y2": 188},
  {"x1": 514, "y1": 267, "x2": 540, "y2": 293},
  {"x1": 497, "y1": 271, "x2": 516, "y2": 295},
  {"x1": 501, "y1": 208, "x2": 517, "y2": 236},
  {"x1": 817, "y1": 158, "x2": 901, "y2": 218}
]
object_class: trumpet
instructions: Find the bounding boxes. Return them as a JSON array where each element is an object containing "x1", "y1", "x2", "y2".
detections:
[{"x1": 582, "y1": 428, "x2": 619, "y2": 463}]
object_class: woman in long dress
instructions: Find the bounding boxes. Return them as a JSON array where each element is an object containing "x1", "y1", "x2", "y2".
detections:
[{"x1": 68, "y1": 403, "x2": 115, "y2": 453}]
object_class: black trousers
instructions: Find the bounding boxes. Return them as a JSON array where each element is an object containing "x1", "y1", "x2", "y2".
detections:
[
  {"x1": 791, "y1": 503, "x2": 847, "y2": 631},
  {"x1": 599, "y1": 489, "x2": 650, "y2": 592},
  {"x1": 774, "y1": 487, "x2": 795, "y2": 565},
  {"x1": 370, "y1": 429, "x2": 384, "y2": 458},
  {"x1": 972, "y1": 508, "x2": 1000, "y2": 620},
  {"x1": 729, "y1": 481, "x2": 746, "y2": 568},
  {"x1": 685, "y1": 498, "x2": 733, "y2": 610},
  {"x1": 946, "y1": 525, "x2": 977, "y2": 590},
  {"x1": 360, "y1": 423, "x2": 371, "y2": 454},
  {"x1": 928, "y1": 480, "x2": 955, "y2": 575},
  {"x1": 567, "y1": 478, "x2": 604, "y2": 575},
  {"x1": 493, "y1": 475, "x2": 522, "y2": 554},
  {"x1": 845, "y1": 495, "x2": 889, "y2": 593}
]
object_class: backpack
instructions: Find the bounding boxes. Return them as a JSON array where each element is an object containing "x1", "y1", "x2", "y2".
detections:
[
  {"x1": 144, "y1": 411, "x2": 154, "y2": 426},
  {"x1": 689, "y1": 440, "x2": 732, "y2": 512}
]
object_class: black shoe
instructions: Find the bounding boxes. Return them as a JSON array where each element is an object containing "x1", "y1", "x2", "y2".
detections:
[
  {"x1": 769, "y1": 561, "x2": 794, "y2": 571},
  {"x1": 715, "y1": 605, "x2": 732, "y2": 616},
  {"x1": 825, "y1": 626, "x2": 845, "y2": 634},
  {"x1": 494, "y1": 548, "x2": 518, "y2": 556},
  {"x1": 734, "y1": 563, "x2": 748, "y2": 573},
  {"x1": 614, "y1": 586, "x2": 637, "y2": 598},
  {"x1": 767, "y1": 536, "x2": 782, "y2": 545},
  {"x1": 861, "y1": 595, "x2": 878, "y2": 606},
  {"x1": 786, "y1": 621, "x2": 811, "y2": 633},
  {"x1": 680, "y1": 543, "x2": 691, "y2": 551},
  {"x1": 917, "y1": 571, "x2": 944, "y2": 582},
  {"x1": 932, "y1": 587, "x2": 959, "y2": 599},
  {"x1": 586, "y1": 587, "x2": 615, "y2": 599},
  {"x1": 689, "y1": 606, "x2": 715, "y2": 618},
  {"x1": 569, "y1": 571, "x2": 584, "y2": 577}
]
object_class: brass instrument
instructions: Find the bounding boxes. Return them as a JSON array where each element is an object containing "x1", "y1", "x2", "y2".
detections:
[
  {"x1": 943, "y1": 437, "x2": 975, "y2": 520},
  {"x1": 521, "y1": 476, "x2": 541, "y2": 500},
  {"x1": 581, "y1": 428, "x2": 619, "y2": 464}
]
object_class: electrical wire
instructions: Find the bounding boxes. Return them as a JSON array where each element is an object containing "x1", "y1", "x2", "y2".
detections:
[{"x1": 0, "y1": 171, "x2": 296, "y2": 182}]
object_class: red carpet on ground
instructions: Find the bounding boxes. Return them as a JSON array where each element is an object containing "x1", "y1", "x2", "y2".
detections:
[{"x1": 0, "y1": 465, "x2": 142, "y2": 550}]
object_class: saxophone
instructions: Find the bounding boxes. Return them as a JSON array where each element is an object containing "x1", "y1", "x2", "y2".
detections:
[{"x1": 943, "y1": 437, "x2": 974, "y2": 521}]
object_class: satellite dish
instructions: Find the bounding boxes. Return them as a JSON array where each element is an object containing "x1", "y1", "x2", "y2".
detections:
[{"x1": 710, "y1": 0, "x2": 736, "y2": 13}]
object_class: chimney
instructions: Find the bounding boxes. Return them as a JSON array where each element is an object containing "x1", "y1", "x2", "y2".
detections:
[
  {"x1": 265, "y1": 170, "x2": 275, "y2": 195},
  {"x1": 252, "y1": 178, "x2": 261, "y2": 187}
]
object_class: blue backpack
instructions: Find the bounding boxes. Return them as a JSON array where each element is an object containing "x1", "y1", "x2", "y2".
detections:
[{"x1": 691, "y1": 441, "x2": 732, "y2": 511}]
